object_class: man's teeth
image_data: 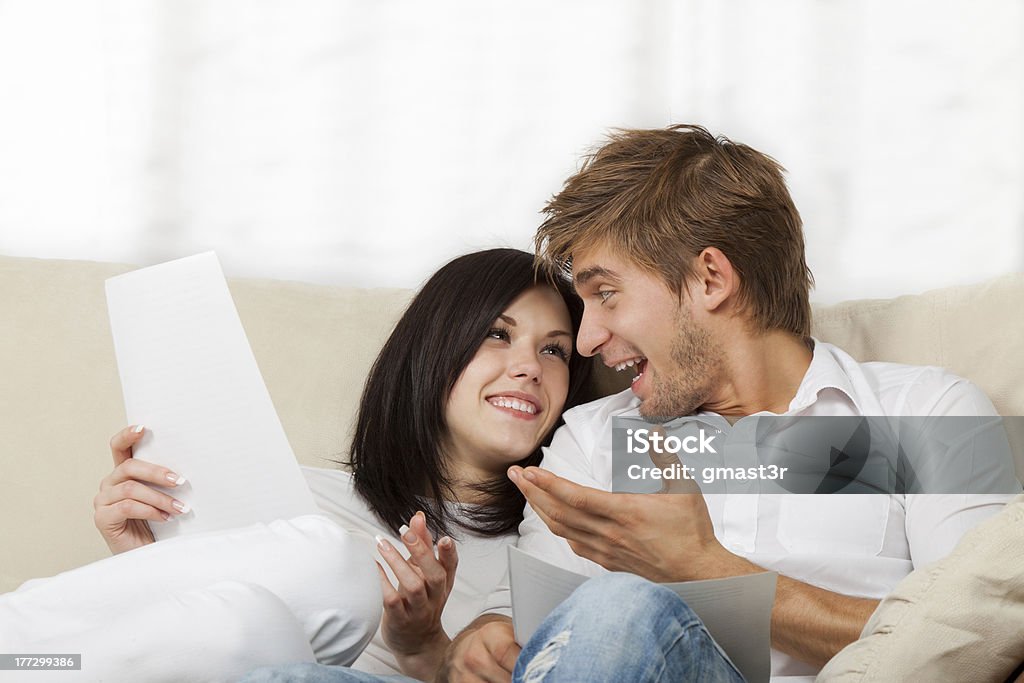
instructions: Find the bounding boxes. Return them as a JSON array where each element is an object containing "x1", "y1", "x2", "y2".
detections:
[
  {"x1": 488, "y1": 397, "x2": 537, "y2": 415},
  {"x1": 614, "y1": 357, "x2": 646, "y2": 372}
]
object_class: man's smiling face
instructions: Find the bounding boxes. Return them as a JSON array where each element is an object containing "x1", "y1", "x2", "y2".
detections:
[{"x1": 571, "y1": 244, "x2": 724, "y2": 422}]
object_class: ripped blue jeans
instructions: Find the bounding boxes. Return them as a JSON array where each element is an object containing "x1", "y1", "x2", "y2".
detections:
[{"x1": 514, "y1": 572, "x2": 746, "y2": 683}]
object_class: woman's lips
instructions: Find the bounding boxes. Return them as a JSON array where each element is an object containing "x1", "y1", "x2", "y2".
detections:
[{"x1": 486, "y1": 393, "x2": 541, "y2": 419}]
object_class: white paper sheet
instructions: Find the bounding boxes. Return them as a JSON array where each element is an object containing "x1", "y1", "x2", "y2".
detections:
[
  {"x1": 509, "y1": 546, "x2": 776, "y2": 683},
  {"x1": 105, "y1": 252, "x2": 318, "y2": 540}
]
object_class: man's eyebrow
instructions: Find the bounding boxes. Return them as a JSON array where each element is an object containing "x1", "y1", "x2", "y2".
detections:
[{"x1": 573, "y1": 266, "x2": 620, "y2": 287}]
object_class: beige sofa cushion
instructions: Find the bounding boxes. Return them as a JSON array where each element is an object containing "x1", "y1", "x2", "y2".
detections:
[
  {"x1": 817, "y1": 493, "x2": 1024, "y2": 682},
  {"x1": 1, "y1": 255, "x2": 1022, "y2": 593},
  {"x1": 811, "y1": 273, "x2": 1024, "y2": 419}
]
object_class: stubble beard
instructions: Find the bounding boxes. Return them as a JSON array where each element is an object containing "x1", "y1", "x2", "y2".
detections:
[{"x1": 638, "y1": 310, "x2": 722, "y2": 424}]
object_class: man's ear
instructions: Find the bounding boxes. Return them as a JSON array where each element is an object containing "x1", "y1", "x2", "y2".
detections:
[{"x1": 690, "y1": 247, "x2": 737, "y2": 312}]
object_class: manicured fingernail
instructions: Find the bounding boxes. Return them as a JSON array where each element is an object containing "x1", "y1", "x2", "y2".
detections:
[
  {"x1": 523, "y1": 469, "x2": 537, "y2": 483},
  {"x1": 508, "y1": 467, "x2": 520, "y2": 482},
  {"x1": 439, "y1": 536, "x2": 452, "y2": 549},
  {"x1": 160, "y1": 512, "x2": 170, "y2": 521},
  {"x1": 374, "y1": 534, "x2": 387, "y2": 550},
  {"x1": 133, "y1": 424, "x2": 145, "y2": 434},
  {"x1": 416, "y1": 510, "x2": 425, "y2": 520},
  {"x1": 172, "y1": 500, "x2": 191, "y2": 514},
  {"x1": 399, "y1": 524, "x2": 418, "y2": 544},
  {"x1": 166, "y1": 472, "x2": 187, "y2": 486}
]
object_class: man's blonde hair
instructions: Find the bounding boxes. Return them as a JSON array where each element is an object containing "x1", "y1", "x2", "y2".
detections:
[{"x1": 535, "y1": 124, "x2": 814, "y2": 336}]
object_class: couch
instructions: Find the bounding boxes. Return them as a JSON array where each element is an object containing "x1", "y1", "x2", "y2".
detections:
[{"x1": 2, "y1": 253, "x2": 1023, "y2": 594}]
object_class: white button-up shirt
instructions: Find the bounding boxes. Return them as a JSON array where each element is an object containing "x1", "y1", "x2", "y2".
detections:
[{"x1": 484, "y1": 341, "x2": 1021, "y2": 679}]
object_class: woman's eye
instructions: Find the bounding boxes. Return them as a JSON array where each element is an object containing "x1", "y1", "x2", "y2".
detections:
[
  {"x1": 598, "y1": 290, "x2": 615, "y2": 303},
  {"x1": 486, "y1": 327, "x2": 511, "y2": 342},
  {"x1": 542, "y1": 344, "x2": 571, "y2": 362}
]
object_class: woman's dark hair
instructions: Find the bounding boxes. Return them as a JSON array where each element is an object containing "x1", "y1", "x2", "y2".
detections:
[{"x1": 348, "y1": 248, "x2": 590, "y2": 539}]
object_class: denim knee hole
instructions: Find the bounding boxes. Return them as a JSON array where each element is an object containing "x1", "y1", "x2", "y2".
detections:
[{"x1": 521, "y1": 629, "x2": 572, "y2": 683}]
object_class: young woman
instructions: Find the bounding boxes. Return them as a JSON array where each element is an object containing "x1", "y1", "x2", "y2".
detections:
[{"x1": 93, "y1": 248, "x2": 591, "y2": 681}]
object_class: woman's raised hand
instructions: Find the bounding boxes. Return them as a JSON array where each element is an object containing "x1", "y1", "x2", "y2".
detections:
[
  {"x1": 93, "y1": 425, "x2": 189, "y2": 555},
  {"x1": 375, "y1": 511, "x2": 459, "y2": 680}
]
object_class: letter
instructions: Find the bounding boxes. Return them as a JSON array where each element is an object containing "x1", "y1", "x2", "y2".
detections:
[
  {"x1": 631, "y1": 429, "x2": 649, "y2": 454},
  {"x1": 649, "y1": 430, "x2": 664, "y2": 453},
  {"x1": 699, "y1": 429, "x2": 716, "y2": 454}
]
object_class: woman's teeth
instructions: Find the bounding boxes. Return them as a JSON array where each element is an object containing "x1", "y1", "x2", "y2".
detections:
[{"x1": 488, "y1": 397, "x2": 537, "y2": 415}]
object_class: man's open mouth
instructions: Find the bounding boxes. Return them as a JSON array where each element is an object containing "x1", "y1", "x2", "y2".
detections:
[{"x1": 613, "y1": 356, "x2": 647, "y2": 383}]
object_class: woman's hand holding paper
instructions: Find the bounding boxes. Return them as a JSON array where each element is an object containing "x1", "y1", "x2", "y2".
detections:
[{"x1": 93, "y1": 425, "x2": 189, "y2": 554}]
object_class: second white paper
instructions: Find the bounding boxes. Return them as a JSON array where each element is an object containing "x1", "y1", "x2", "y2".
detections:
[{"x1": 509, "y1": 546, "x2": 776, "y2": 683}]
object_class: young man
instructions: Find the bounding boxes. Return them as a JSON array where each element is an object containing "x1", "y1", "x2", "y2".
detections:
[{"x1": 439, "y1": 125, "x2": 1020, "y2": 682}]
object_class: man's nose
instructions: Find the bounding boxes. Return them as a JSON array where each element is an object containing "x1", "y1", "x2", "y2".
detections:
[{"x1": 575, "y1": 313, "x2": 609, "y2": 358}]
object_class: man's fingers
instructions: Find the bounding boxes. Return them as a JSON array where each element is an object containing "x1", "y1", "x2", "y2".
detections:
[
  {"x1": 491, "y1": 643, "x2": 521, "y2": 676},
  {"x1": 484, "y1": 628, "x2": 521, "y2": 675},
  {"x1": 659, "y1": 474, "x2": 702, "y2": 495},
  {"x1": 445, "y1": 619, "x2": 517, "y2": 683},
  {"x1": 523, "y1": 489, "x2": 594, "y2": 542},
  {"x1": 526, "y1": 497, "x2": 618, "y2": 553},
  {"x1": 454, "y1": 654, "x2": 513, "y2": 683},
  {"x1": 511, "y1": 466, "x2": 621, "y2": 519},
  {"x1": 564, "y1": 536, "x2": 621, "y2": 571},
  {"x1": 457, "y1": 637, "x2": 518, "y2": 682},
  {"x1": 645, "y1": 428, "x2": 702, "y2": 494},
  {"x1": 509, "y1": 467, "x2": 613, "y2": 539},
  {"x1": 516, "y1": 479, "x2": 626, "y2": 565},
  {"x1": 646, "y1": 434, "x2": 683, "y2": 469},
  {"x1": 109, "y1": 425, "x2": 145, "y2": 467}
]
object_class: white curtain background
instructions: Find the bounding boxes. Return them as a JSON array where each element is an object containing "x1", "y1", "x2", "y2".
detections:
[{"x1": 0, "y1": 0, "x2": 1021, "y2": 302}]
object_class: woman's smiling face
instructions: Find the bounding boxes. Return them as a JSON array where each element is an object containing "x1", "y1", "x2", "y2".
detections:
[{"x1": 442, "y1": 285, "x2": 573, "y2": 488}]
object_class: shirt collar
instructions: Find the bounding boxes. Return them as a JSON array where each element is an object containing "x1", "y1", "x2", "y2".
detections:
[
  {"x1": 632, "y1": 338, "x2": 864, "y2": 426},
  {"x1": 787, "y1": 338, "x2": 863, "y2": 414}
]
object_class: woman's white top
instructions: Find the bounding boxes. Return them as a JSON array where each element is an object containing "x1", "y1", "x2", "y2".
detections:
[{"x1": 301, "y1": 466, "x2": 517, "y2": 675}]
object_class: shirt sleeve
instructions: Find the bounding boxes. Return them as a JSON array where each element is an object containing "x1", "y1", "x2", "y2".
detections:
[
  {"x1": 518, "y1": 420, "x2": 608, "y2": 578},
  {"x1": 476, "y1": 404, "x2": 612, "y2": 619},
  {"x1": 903, "y1": 373, "x2": 1022, "y2": 567}
]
